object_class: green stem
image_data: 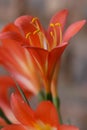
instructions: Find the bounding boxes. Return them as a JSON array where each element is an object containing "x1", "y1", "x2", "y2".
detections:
[
  {"x1": 45, "y1": 93, "x2": 52, "y2": 102},
  {"x1": 53, "y1": 97, "x2": 63, "y2": 124}
]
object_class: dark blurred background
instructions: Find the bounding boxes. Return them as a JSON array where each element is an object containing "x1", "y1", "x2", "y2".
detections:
[{"x1": 0, "y1": 0, "x2": 87, "y2": 129}]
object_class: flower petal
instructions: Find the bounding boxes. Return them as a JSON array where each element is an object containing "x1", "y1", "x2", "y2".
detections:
[
  {"x1": 35, "y1": 101, "x2": 59, "y2": 127},
  {"x1": 0, "y1": 43, "x2": 41, "y2": 94},
  {"x1": 49, "y1": 9, "x2": 68, "y2": 30},
  {"x1": 15, "y1": 15, "x2": 44, "y2": 34},
  {"x1": 11, "y1": 93, "x2": 36, "y2": 126},
  {"x1": 0, "y1": 32, "x2": 27, "y2": 46},
  {"x1": 14, "y1": 15, "x2": 33, "y2": 35},
  {"x1": 1, "y1": 23, "x2": 20, "y2": 34},
  {"x1": 2, "y1": 124, "x2": 27, "y2": 130},
  {"x1": 47, "y1": 9, "x2": 68, "y2": 48},
  {"x1": 63, "y1": 20, "x2": 86, "y2": 42},
  {"x1": 0, "y1": 76, "x2": 19, "y2": 123},
  {"x1": 48, "y1": 42, "x2": 67, "y2": 80},
  {"x1": 0, "y1": 23, "x2": 27, "y2": 45},
  {"x1": 0, "y1": 106, "x2": 19, "y2": 124},
  {"x1": 26, "y1": 47, "x2": 48, "y2": 75}
]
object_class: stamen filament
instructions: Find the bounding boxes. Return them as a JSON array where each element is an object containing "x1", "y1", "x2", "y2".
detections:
[
  {"x1": 33, "y1": 29, "x2": 40, "y2": 35},
  {"x1": 55, "y1": 23, "x2": 62, "y2": 43},
  {"x1": 31, "y1": 17, "x2": 40, "y2": 30},
  {"x1": 26, "y1": 32, "x2": 33, "y2": 46},
  {"x1": 50, "y1": 31, "x2": 54, "y2": 37},
  {"x1": 50, "y1": 23, "x2": 57, "y2": 48},
  {"x1": 26, "y1": 32, "x2": 31, "y2": 39}
]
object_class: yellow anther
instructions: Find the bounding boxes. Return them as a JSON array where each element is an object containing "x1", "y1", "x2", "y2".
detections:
[
  {"x1": 31, "y1": 17, "x2": 38, "y2": 23},
  {"x1": 55, "y1": 22, "x2": 61, "y2": 26},
  {"x1": 50, "y1": 23, "x2": 55, "y2": 27},
  {"x1": 26, "y1": 32, "x2": 31, "y2": 39},
  {"x1": 33, "y1": 29, "x2": 40, "y2": 35},
  {"x1": 50, "y1": 23, "x2": 61, "y2": 27}
]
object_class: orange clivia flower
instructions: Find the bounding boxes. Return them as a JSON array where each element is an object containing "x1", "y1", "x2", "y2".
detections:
[
  {"x1": 0, "y1": 9, "x2": 86, "y2": 93},
  {"x1": 1, "y1": 93, "x2": 79, "y2": 130}
]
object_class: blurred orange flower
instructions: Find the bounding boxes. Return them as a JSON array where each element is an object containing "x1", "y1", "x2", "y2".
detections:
[{"x1": 1, "y1": 94, "x2": 79, "y2": 130}]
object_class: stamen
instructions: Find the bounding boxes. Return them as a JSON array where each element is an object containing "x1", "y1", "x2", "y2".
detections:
[
  {"x1": 26, "y1": 32, "x2": 31, "y2": 39},
  {"x1": 33, "y1": 29, "x2": 40, "y2": 35},
  {"x1": 49, "y1": 23, "x2": 57, "y2": 48},
  {"x1": 50, "y1": 22, "x2": 62, "y2": 44},
  {"x1": 31, "y1": 17, "x2": 38, "y2": 23},
  {"x1": 33, "y1": 28, "x2": 48, "y2": 50}
]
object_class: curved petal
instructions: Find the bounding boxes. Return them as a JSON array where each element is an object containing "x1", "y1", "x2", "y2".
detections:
[
  {"x1": 11, "y1": 94, "x2": 36, "y2": 126},
  {"x1": 59, "y1": 125, "x2": 79, "y2": 130},
  {"x1": 0, "y1": 42, "x2": 41, "y2": 94},
  {"x1": 15, "y1": 15, "x2": 44, "y2": 34},
  {"x1": 63, "y1": 20, "x2": 86, "y2": 42},
  {"x1": 2, "y1": 124, "x2": 27, "y2": 130},
  {"x1": 14, "y1": 15, "x2": 33, "y2": 35},
  {"x1": 35, "y1": 101, "x2": 59, "y2": 127},
  {"x1": 49, "y1": 9, "x2": 68, "y2": 30},
  {"x1": 0, "y1": 105, "x2": 19, "y2": 124},
  {"x1": 0, "y1": 76, "x2": 17, "y2": 105},
  {"x1": 51, "y1": 62, "x2": 60, "y2": 98},
  {"x1": 0, "y1": 32, "x2": 27, "y2": 46},
  {"x1": 0, "y1": 76, "x2": 19, "y2": 123},
  {"x1": 26, "y1": 47, "x2": 48, "y2": 74},
  {"x1": 1, "y1": 23, "x2": 20, "y2": 34},
  {"x1": 48, "y1": 42, "x2": 67, "y2": 80}
]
